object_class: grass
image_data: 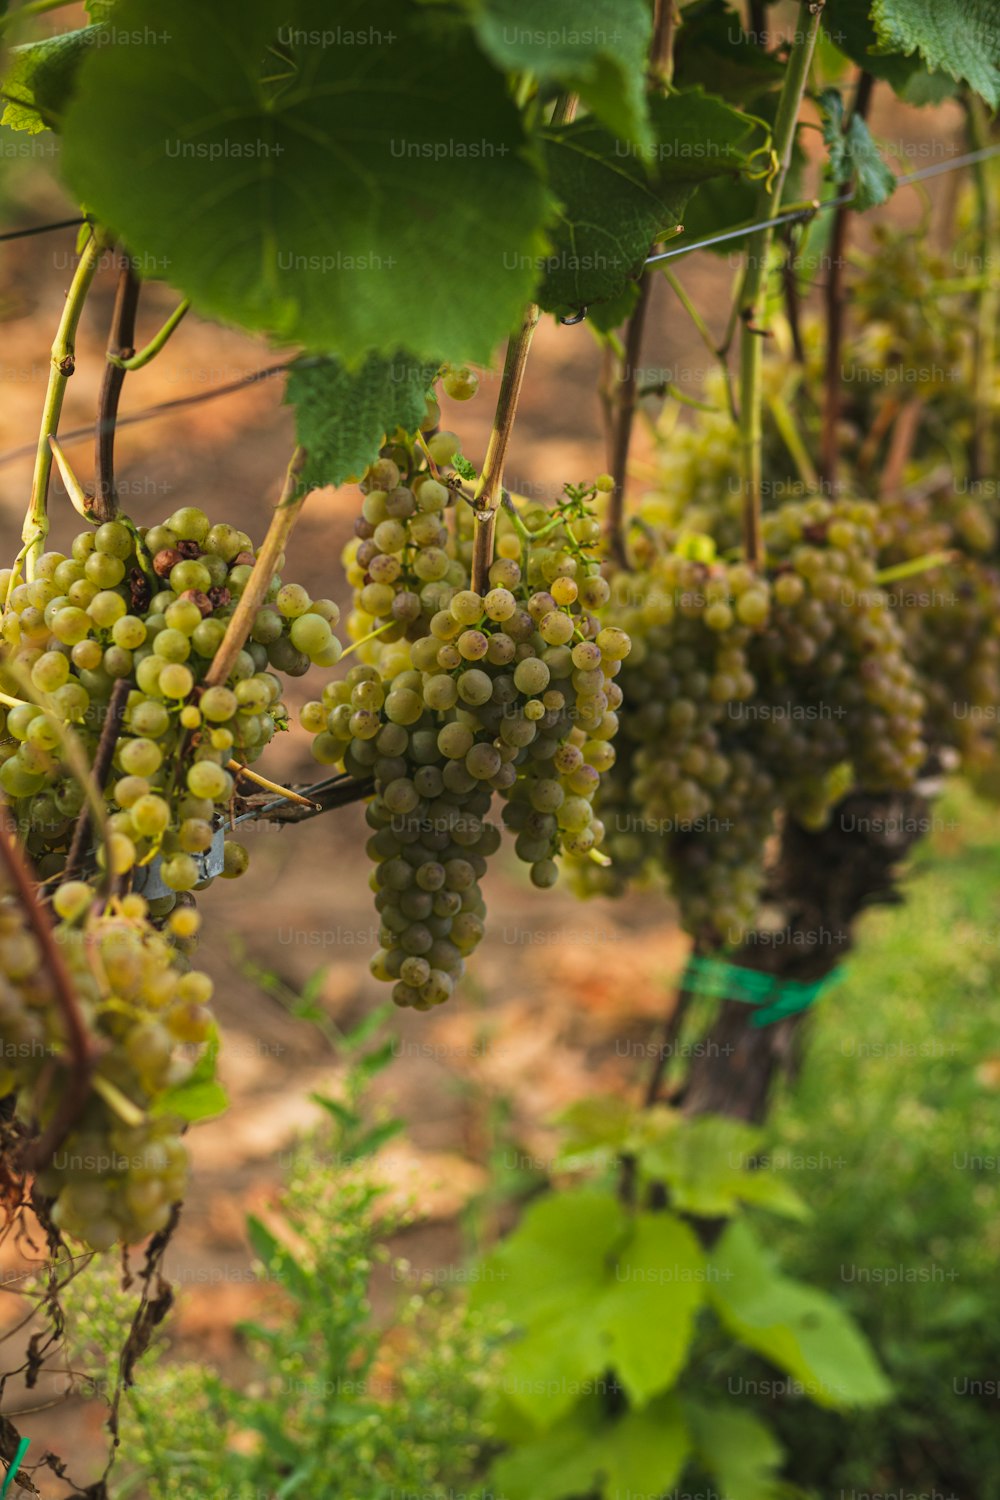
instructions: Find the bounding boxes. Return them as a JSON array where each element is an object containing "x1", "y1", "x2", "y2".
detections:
[{"x1": 749, "y1": 781, "x2": 1000, "y2": 1493}]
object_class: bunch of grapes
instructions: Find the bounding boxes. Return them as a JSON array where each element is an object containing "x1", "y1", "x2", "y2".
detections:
[
  {"x1": 0, "y1": 881, "x2": 212, "y2": 1250},
  {"x1": 304, "y1": 473, "x2": 630, "y2": 1006},
  {"x1": 0, "y1": 506, "x2": 343, "y2": 902},
  {"x1": 575, "y1": 497, "x2": 926, "y2": 945},
  {"x1": 876, "y1": 488, "x2": 1000, "y2": 771}
]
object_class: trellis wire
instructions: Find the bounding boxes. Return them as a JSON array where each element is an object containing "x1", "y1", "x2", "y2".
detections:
[{"x1": 644, "y1": 142, "x2": 1000, "y2": 267}]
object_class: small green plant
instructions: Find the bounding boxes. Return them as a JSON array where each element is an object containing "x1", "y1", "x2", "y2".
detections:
[
  {"x1": 60, "y1": 1029, "x2": 498, "y2": 1500},
  {"x1": 471, "y1": 1101, "x2": 890, "y2": 1500}
]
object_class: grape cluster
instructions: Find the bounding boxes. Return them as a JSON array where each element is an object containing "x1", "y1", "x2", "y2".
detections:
[
  {"x1": 877, "y1": 489, "x2": 1000, "y2": 772},
  {"x1": 0, "y1": 506, "x2": 343, "y2": 902},
  {"x1": 305, "y1": 475, "x2": 629, "y2": 1006},
  {"x1": 0, "y1": 883, "x2": 212, "y2": 1249},
  {"x1": 575, "y1": 497, "x2": 925, "y2": 944}
]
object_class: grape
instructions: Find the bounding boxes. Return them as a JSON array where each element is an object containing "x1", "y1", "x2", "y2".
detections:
[
  {"x1": 159, "y1": 663, "x2": 194, "y2": 699},
  {"x1": 222, "y1": 841, "x2": 250, "y2": 878},
  {"x1": 289, "y1": 613, "x2": 333, "y2": 657},
  {"x1": 186, "y1": 761, "x2": 231, "y2": 802},
  {"x1": 441, "y1": 365, "x2": 479, "y2": 401},
  {"x1": 0, "y1": 885, "x2": 218, "y2": 1244}
]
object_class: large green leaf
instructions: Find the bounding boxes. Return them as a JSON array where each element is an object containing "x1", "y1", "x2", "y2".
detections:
[
  {"x1": 819, "y1": 88, "x2": 896, "y2": 211},
  {"x1": 472, "y1": 1189, "x2": 628, "y2": 1426},
  {"x1": 822, "y1": 0, "x2": 953, "y2": 99},
  {"x1": 491, "y1": 1393, "x2": 690, "y2": 1500},
  {"x1": 1, "y1": 27, "x2": 101, "y2": 134},
  {"x1": 685, "y1": 1400, "x2": 786, "y2": 1500},
  {"x1": 473, "y1": 1188, "x2": 705, "y2": 1427},
  {"x1": 604, "y1": 1211, "x2": 705, "y2": 1403},
  {"x1": 61, "y1": 0, "x2": 551, "y2": 365},
  {"x1": 285, "y1": 353, "x2": 437, "y2": 491},
  {"x1": 673, "y1": 0, "x2": 786, "y2": 102},
  {"x1": 872, "y1": 0, "x2": 1000, "y2": 107},
  {"x1": 538, "y1": 89, "x2": 769, "y2": 312},
  {"x1": 707, "y1": 1220, "x2": 892, "y2": 1408},
  {"x1": 471, "y1": 0, "x2": 653, "y2": 149}
]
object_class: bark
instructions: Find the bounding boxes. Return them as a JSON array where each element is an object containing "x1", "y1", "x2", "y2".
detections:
[{"x1": 677, "y1": 782, "x2": 933, "y2": 1123}]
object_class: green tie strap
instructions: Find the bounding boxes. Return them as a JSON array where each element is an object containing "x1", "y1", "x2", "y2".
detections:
[
  {"x1": 680, "y1": 955, "x2": 843, "y2": 1027},
  {"x1": 0, "y1": 1438, "x2": 30, "y2": 1498}
]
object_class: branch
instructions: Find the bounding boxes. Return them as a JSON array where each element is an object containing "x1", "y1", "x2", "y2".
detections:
[
  {"x1": 470, "y1": 304, "x2": 539, "y2": 594},
  {"x1": 63, "y1": 677, "x2": 132, "y2": 883},
  {"x1": 819, "y1": 70, "x2": 874, "y2": 490},
  {"x1": 235, "y1": 774, "x2": 374, "y2": 827},
  {"x1": 93, "y1": 255, "x2": 142, "y2": 523},
  {"x1": 659, "y1": 265, "x2": 737, "y2": 420},
  {"x1": 21, "y1": 232, "x2": 104, "y2": 581},
  {"x1": 650, "y1": 0, "x2": 679, "y2": 84},
  {"x1": 108, "y1": 299, "x2": 189, "y2": 372},
  {"x1": 0, "y1": 805, "x2": 96, "y2": 1174},
  {"x1": 605, "y1": 276, "x2": 654, "y2": 568},
  {"x1": 202, "y1": 447, "x2": 308, "y2": 689},
  {"x1": 737, "y1": 1, "x2": 825, "y2": 563},
  {"x1": 780, "y1": 235, "x2": 806, "y2": 363}
]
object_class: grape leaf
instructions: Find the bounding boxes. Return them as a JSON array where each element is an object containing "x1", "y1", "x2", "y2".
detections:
[
  {"x1": 583, "y1": 278, "x2": 642, "y2": 333},
  {"x1": 61, "y1": 0, "x2": 551, "y2": 365},
  {"x1": 285, "y1": 353, "x2": 438, "y2": 492},
  {"x1": 490, "y1": 1393, "x2": 689, "y2": 1500},
  {"x1": 1, "y1": 27, "x2": 101, "y2": 134},
  {"x1": 820, "y1": 88, "x2": 896, "y2": 211},
  {"x1": 684, "y1": 1400, "x2": 786, "y2": 1500},
  {"x1": 707, "y1": 1220, "x2": 892, "y2": 1408},
  {"x1": 471, "y1": 1189, "x2": 627, "y2": 1426},
  {"x1": 472, "y1": 1188, "x2": 705, "y2": 1427},
  {"x1": 470, "y1": 0, "x2": 653, "y2": 150},
  {"x1": 537, "y1": 89, "x2": 769, "y2": 311},
  {"x1": 823, "y1": 0, "x2": 958, "y2": 102},
  {"x1": 673, "y1": 0, "x2": 786, "y2": 102},
  {"x1": 603, "y1": 1211, "x2": 705, "y2": 1403},
  {"x1": 872, "y1": 0, "x2": 1000, "y2": 107}
]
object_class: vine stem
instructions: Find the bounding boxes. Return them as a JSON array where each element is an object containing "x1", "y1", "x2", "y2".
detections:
[
  {"x1": 93, "y1": 255, "x2": 141, "y2": 523},
  {"x1": 470, "y1": 304, "x2": 539, "y2": 594},
  {"x1": 21, "y1": 232, "x2": 104, "y2": 581},
  {"x1": 659, "y1": 266, "x2": 737, "y2": 420},
  {"x1": 966, "y1": 93, "x2": 998, "y2": 482},
  {"x1": 0, "y1": 803, "x2": 97, "y2": 1173},
  {"x1": 62, "y1": 677, "x2": 132, "y2": 883},
  {"x1": 650, "y1": 0, "x2": 679, "y2": 83},
  {"x1": 202, "y1": 447, "x2": 308, "y2": 689},
  {"x1": 819, "y1": 70, "x2": 874, "y2": 490},
  {"x1": 737, "y1": 0, "x2": 825, "y2": 563},
  {"x1": 768, "y1": 390, "x2": 819, "y2": 489},
  {"x1": 108, "y1": 299, "x2": 189, "y2": 371},
  {"x1": 605, "y1": 276, "x2": 654, "y2": 568}
]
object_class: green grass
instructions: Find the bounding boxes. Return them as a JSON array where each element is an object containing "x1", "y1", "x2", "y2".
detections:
[{"x1": 745, "y1": 782, "x2": 1000, "y2": 1493}]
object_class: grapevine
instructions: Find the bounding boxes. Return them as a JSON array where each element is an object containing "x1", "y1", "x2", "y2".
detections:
[{"x1": 0, "y1": 1, "x2": 996, "y2": 1496}]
